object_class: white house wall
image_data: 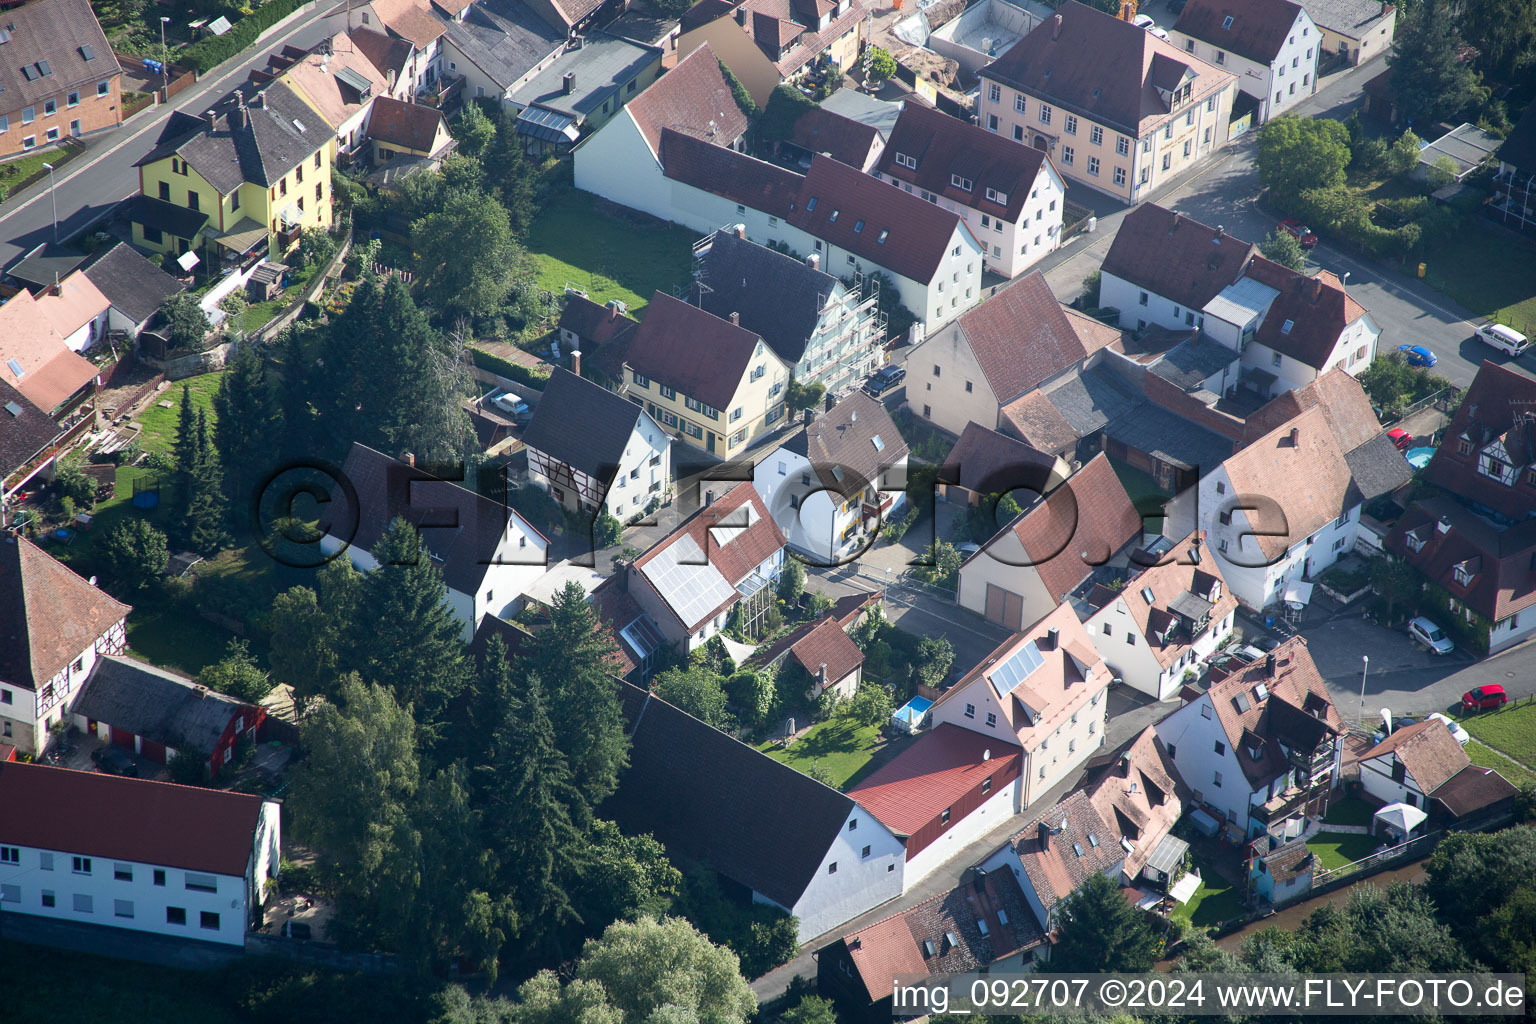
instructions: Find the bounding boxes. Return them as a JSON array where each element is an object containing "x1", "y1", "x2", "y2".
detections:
[
  {"x1": 784, "y1": 804, "x2": 906, "y2": 942},
  {"x1": 0, "y1": 845, "x2": 255, "y2": 946},
  {"x1": 1172, "y1": 9, "x2": 1317, "y2": 123},
  {"x1": 1154, "y1": 691, "x2": 1254, "y2": 824},
  {"x1": 573, "y1": 114, "x2": 674, "y2": 224},
  {"x1": 1357, "y1": 753, "x2": 1428, "y2": 809},
  {"x1": 903, "y1": 776, "x2": 1022, "y2": 888},
  {"x1": 602, "y1": 415, "x2": 672, "y2": 521},
  {"x1": 956, "y1": 537, "x2": 1054, "y2": 632}
]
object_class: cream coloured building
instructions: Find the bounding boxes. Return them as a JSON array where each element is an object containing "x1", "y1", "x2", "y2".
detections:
[{"x1": 976, "y1": 1, "x2": 1236, "y2": 202}]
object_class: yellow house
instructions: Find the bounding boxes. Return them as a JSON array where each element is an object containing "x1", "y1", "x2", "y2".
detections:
[
  {"x1": 131, "y1": 82, "x2": 336, "y2": 267},
  {"x1": 614, "y1": 290, "x2": 791, "y2": 455}
]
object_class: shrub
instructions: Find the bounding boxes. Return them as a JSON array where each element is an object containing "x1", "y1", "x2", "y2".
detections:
[
  {"x1": 181, "y1": 0, "x2": 305, "y2": 73},
  {"x1": 593, "y1": 510, "x2": 623, "y2": 548},
  {"x1": 866, "y1": 47, "x2": 897, "y2": 83},
  {"x1": 468, "y1": 346, "x2": 550, "y2": 390},
  {"x1": 100, "y1": 519, "x2": 168, "y2": 593},
  {"x1": 299, "y1": 227, "x2": 338, "y2": 268},
  {"x1": 167, "y1": 749, "x2": 210, "y2": 786},
  {"x1": 219, "y1": 289, "x2": 250, "y2": 315}
]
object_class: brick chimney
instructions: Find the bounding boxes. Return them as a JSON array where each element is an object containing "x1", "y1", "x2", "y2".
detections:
[
  {"x1": 402, "y1": 452, "x2": 415, "y2": 467},
  {"x1": 1051, "y1": 12, "x2": 1062, "y2": 38},
  {"x1": 729, "y1": 311, "x2": 740, "y2": 325},
  {"x1": 807, "y1": 252, "x2": 820, "y2": 270},
  {"x1": 1289, "y1": 426, "x2": 1299, "y2": 446},
  {"x1": 733, "y1": 223, "x2": 746, "y2": 238},
  {"x1": 571, "y1": 349, "x2": 582, "y2": 376}
]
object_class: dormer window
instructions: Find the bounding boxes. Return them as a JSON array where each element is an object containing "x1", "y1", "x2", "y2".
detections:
[
  {"x1": 984, "y1": 187, "x2": 1007, "y2": 204},
  {"x1": 1406, "y1": 533, "x2": 1425, "y2": 553},
  {"x1": 1457, "y1": 439, "x2": 1471, "y2": 455},
  {"x1": 1453, "y1": 562, "x2": 1475, "y2": 585},
  {"x1": 895, "y1": 152, "x2": 917, "y2": 170},
  {"x1": 950, "y1": 173, "x2": 973, "y2": 191}
]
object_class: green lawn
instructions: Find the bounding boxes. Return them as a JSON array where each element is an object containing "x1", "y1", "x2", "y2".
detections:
[
  {"x1": 525, "y1": 190, "x2": 695, "y2": 315},
  {"x1": 759, "y1": 717, "x2": 882, "y2": 790},
  {"x1": 135, "y1": 371, "x2": 222, "y2": 456},
  {"x1": 1420, "y1": 220, "x2": 1536, "y2": 335},
  {"x1": 0, "y1": 150, "x2": 58, "y2": 185},
  {"x1": 1174, "y1": 857, "x2": 1245, "y2": 930},
  {"x1": 1322, "y1": 797, "x2": 1377, "y2": 828},
  {"x1": 1466, "y1": 739, "x2": 1536, "y2": 788},
  {"x1": 1306, "y1": 831, "x2": 1379, "y2": 872},
  {"x1": 125, "y1": 596, "x2": 241, "y2": 677},
  {"x1": 1455, "y1": 700, "x2": 1536, "y2": 767}
]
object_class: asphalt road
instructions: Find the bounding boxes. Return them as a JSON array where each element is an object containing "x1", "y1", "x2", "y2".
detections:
[
  {"x1": 0, "y1": 0, "x2": 338, "y2": 268},
  {"x1": 1033, "y1": 55, "x2": 1536, "y2": 391}
]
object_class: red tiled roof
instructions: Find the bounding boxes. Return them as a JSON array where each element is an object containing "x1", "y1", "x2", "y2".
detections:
[
  {"x1": 1101, "y1": 204, "x2": 1257, "y2": 314},
  {"x1": 997, "y1": 453, "x2": 1142, "y2": 601},
  {"x1": 942, "y1": 421, "x2": 1061, "y2": 496},
  {"x1": 1422, "y1": 360, "x2": 1536, "y2": 522},
  {"x1": 1086, "y1": 532, "x2": 1237, "y2": 669},
  {"x1": 1430, "y1": 763, "x2": 1520, "y2": 818},
  {"x1": 948, "y1": 272, "x2": 1113, "y2": 405},
  {"x1": 661, "y1": 127, "x2": 803, "y2": 220},
  {"x1": 787, "y1": 154, "x2": 970, "y2": 285},
  {"x1": 1200, "y1": 638, "x2": 1343, "y2": 787},
  {"x1": 839, "y1": 870, "x2": 1044, "y2": 1002},
  {"x1": 0, "y1": 762, "x2": 265, "y2": 876},
  {"x1": 1217, "y1": 405, "x2": 1360, "y2": 561},
  {"x1": 558, "y1": 293, "x2": 640, "y2": 351},
  {"x1": 998, "y1": 388, "x2": 1082, "y2": 455},
  {"x1": 626, "y1": 43, "x2": 748, "y2": 154},
  {"x1": 1006, "y1": 789, "x2": 1120, "y2": 911},
  {"x1": 790, "y1": 617, "x2": 864, "y2": 682},
  {"x1": 0, "y1": 288, "x2": 100, "y2": 411},
  {"x1": 1360, "y1": 718, "x2": 1468, "y2": 794},
  {"x1": 1172, "y1": 0, "x2": 1307, "y2": 65},
  {"x1": 981, "y1": 1, "x2": 1234, "y2": 137},
  {"x1": 875, "y1": 100, "x2": 1051, "y2": 222},
  {"x1": 1242, "y1": 367, "x2": 1381, "y2": 453},
  {"x1": 623, "y1": 290, "x2": 771, "y2": 410},
  {"x1": 366, "y1": 96, "x2": 448, "y2": 153},
  {"x1": 1085, "y1": 726, "x2": 1186, "y2": 882},
  {"x1": 850, "y1": 724, "x2": 1021, "y2": 836},
  {"x1": 790, "y1": 106, "x2": 881, "y2": 169},
  {"x1": 1387, "y1": 497, "x2": 1536, "y2": 622},
  {"x1": 0, "y1": 536, "x2": 131, "y2": 691},
  {"x1": 369, "y1": 0, "x2": 447, "y2": 49},
  {"x1": 1243, "y1": 257, "x2": 1370, "y2": 371}
]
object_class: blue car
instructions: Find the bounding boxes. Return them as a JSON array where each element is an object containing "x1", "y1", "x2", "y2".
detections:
[{"x1": 1398, "y1": 344, "x2": 1437, "y2": 367}]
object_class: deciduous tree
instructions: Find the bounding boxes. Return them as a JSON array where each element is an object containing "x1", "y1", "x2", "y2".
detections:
[
  {"x1": 1260, "y1": 229, "x2": 1307, "y2": 270},
  {"x1": 653, "y1": 664, "x2": 733, "y2": 729},
  {"x1": 1257, "y1": 115, "x2": 1351, "y2": 196},
  {"x1": 572, "y1": 916, "x2": 757, "y2": 1024},
  {"x1": 99, "y1": 519, "x2": 168, "y2": 594},
  {"x1": 1051, "y1": 872, "x2": 1160, "y2": 972}
]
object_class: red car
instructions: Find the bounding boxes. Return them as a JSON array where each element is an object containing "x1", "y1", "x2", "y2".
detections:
[
  {"x1": 1278, "y1": 219, "x2": 1319, "y2": 250},
  {"x1": 1387, "y1": 428, "x2": 1413, "y2": 451},
  {"x1": 1461, "y1": 684, "x2": 1508, "y2": 712}
]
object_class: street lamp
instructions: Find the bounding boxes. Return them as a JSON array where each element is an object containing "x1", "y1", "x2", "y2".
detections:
[
  {"x1": 159, "y1": 17, "x2": 171, "y2": 97},
  {"x1": 1359, "y1": 654, "x2": 1369, "y2": 726},
  {"x1": 1342, "y1": 271, "x2": 1351, "y2": 287},
  {"x1": 41, "y1": 162, "x2": 57, "y2": 244}
]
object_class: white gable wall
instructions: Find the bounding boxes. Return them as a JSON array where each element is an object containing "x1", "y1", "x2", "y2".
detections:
[
  {"x1": 573, "y1": 113, "x2": 673, "y2": 223},
  {"x1": 782, "y1": 804, "x2": 906, "y2": 942},
  {"x1": 1153, "y1": 691, "x2": 1252, "y2": 825}
]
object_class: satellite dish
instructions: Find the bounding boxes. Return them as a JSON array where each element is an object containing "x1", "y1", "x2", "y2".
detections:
[{"x1": 983, "y1": 748, "x2": 991, "y2": 760}]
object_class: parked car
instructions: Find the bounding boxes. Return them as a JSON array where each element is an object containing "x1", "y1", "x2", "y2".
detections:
[
  {"x1": 1426, "y1": 712, "x2": 1471, "y2": 745},
  {"x1": 1278, "y1": 218, "x2": 1319, "y2": 249},
  {"x1": 956, "y1": 541, "x2": 982, "y2": 558},
  {"x1": 864, "y1": 365, "x2": 906, "y2": 397},
  {"x1": 1408, "y1": 616, "x2": 1455, "y2": 654},
  {"x1": 1133, "y1": 13, "x2": 1156, "y2": 27},
  {"x1": 492, "y1": 392, "x2": 532, "y2": 424},
  {"x1": 1398, "y1": 344, "x2": 1438, "y2": 367},
  {"x1": 1387, "y1": 427, "x2": 1414, "y2": 451},
  {"x1": 1476, "y1": 322, "x2": 1530, "y2": 356},
  {"x1": 1461, "y1": 684, "x2": 1508, "y2": 712},
  {"x1": 1245, "y1": 634, "x2": 1281, "y2": 653},
  {"x1": 91, "y1": 745, "x2": 139, "y2": 777}
]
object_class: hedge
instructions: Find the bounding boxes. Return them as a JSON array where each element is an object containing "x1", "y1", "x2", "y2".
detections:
[
  {"x1": 469, "y1": 346, "x2": 550, "y2": 390},
  {"x1": 181, "y1": 0, "x2": 304, "y2": 73}
]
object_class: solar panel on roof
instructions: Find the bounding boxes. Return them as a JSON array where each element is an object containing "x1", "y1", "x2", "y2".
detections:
[
  {"x1": 643, "y1": 533, "x2": 736, "y2": 628},
  {"x1": 990, "y1": 639, "x2": 1045, "y2": 699}
]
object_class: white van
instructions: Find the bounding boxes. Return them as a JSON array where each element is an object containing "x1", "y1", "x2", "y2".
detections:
[{"x1": 1477, "y1": 322, "x2": 1529, "y2": 356}]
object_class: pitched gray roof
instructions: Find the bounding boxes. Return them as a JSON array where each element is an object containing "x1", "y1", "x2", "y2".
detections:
[
  {"x1": 1101, "y1": 401, "x2": 1234, "y2": 473},
  {"x1": 79, "y1": 243, "x2": 185, "y2": 325},
  {"x1": 1343, "y1": 431, "x2": 1412, "y2": 500},
  {"x1": 71, "y1": 657, "x2": 250, "y2": 757},
  {"x1": 0, "y1": 0, "x2": 120, "y2": 110},
  {"x1": 782, "y1": 391, "x2": 909, "y2": 497},
  {"x1": 1298, "y1": 0, "x2": 1393, "y2": 36},
  {"x1": 138, "y1": 82, "x2": 328, "y2": 192},
  {"x1": 1149, "y1": 335, "x2": 1240, "y2": 390},
  {"x1": 521, "y1": 367, "x2": 652, "y2": 482},
  {"x1": 6, "y1": 244, "x2": 86, "y2": 290},
  {"x1": 443, "y1": 0, "x2": 563, "y2": 92},
  {"x1": 608, "y1": 682, "x2": 860, "y2": 909},
  {"x1": 1042, "y1": 364, "x2": 1141, "y2": 436},
  {"x1": 693, "y1": 230, "x2": 840, "y2": 366}
]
